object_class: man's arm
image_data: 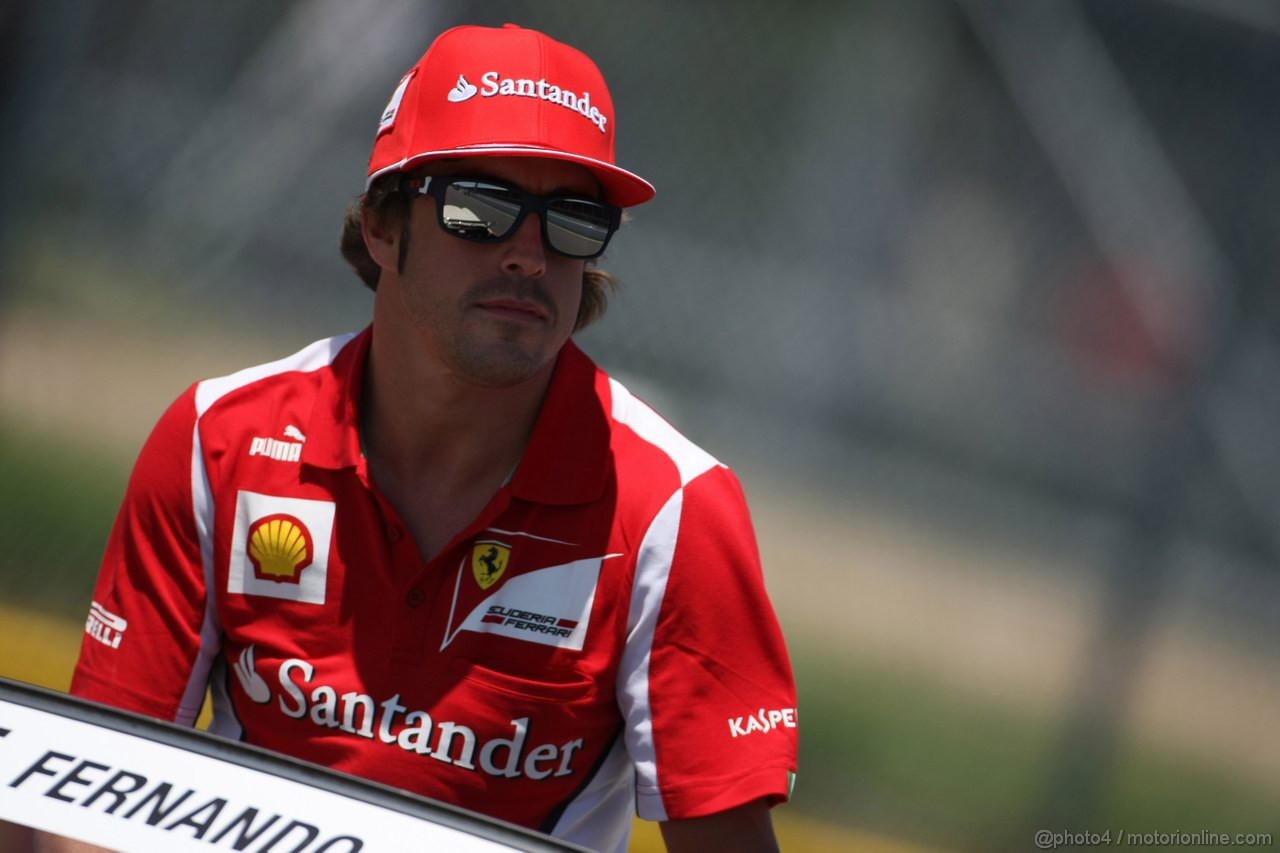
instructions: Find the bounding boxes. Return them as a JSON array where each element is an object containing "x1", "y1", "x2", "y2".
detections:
[
  {"x1": 615, "y1": 462, "x2": 797, "y2": 835},
  {"x1": 659, "y1": 799, "x2": 779, "y2": 853},
  {"x1": 31, "y1": 831, "x2": 111, "y2": 852},
  {"x1": 70, "y1": 383, "x2": 213, "y2": 722}
]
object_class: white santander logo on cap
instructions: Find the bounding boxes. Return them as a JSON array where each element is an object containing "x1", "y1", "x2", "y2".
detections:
[
  {"x1": 452, "y1": 71, "x2": 607, "y2": 133},
  {"x1": 448, "y1": 74, "x2": 478, "y2": 102}
]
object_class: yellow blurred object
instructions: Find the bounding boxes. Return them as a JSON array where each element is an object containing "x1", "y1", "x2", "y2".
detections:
[
  {"x1": 628, "y1": 811, "x2": 945, "y2": 852},
  {"x1": 0, "y1": 602, "x2": 83, "y2": 691}
]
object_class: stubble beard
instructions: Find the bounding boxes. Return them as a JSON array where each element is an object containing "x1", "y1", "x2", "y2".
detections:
[{"x1": 435, "y1": 275, "x2": 571, "y2": 388}]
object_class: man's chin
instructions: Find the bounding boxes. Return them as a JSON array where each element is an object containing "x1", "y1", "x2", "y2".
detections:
[{"x1": 447, "y1": 339, "x2": 559, "y2": 389}]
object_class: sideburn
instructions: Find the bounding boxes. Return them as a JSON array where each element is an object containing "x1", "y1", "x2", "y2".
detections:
[{"x1": 397, "y1": 205, "x2": 411, "y2": 274}]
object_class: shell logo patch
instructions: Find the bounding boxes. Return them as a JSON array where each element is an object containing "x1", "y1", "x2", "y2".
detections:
[
  {"x1": 471, "y1": 540, "x2": 511, "y2": 590},
  {"x1": 247, "y1": 514, "x2": 313, "y2": 584},
  {"x1": 229, "y1": 491, "x2": 334, "y2": 604}
]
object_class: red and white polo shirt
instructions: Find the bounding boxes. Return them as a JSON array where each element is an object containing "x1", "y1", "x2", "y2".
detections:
[{"x1": 71, "y1": 327, "x2": 798, "y2": 851}]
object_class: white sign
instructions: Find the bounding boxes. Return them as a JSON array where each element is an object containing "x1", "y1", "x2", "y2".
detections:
[{"x1": 0, "y1": 693, "x2": 548, "y2": 852}]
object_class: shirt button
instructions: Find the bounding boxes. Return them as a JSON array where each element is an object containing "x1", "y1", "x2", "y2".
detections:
[
  {"x1": 388, "y1": 525, "x2": 402, "y2": 542},
  {"x1": 406, "y1": 588, "x2": 425, "y2": 607}
]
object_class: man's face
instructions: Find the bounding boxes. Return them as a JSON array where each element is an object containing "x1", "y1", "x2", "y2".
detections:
[{"x1": 387, "y1": 156, "x2": 597, "y2": 388}]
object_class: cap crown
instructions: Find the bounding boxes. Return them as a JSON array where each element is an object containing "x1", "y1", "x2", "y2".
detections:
[{"x1": 368, "y1": 24, "x2": 654, "y2": 207}]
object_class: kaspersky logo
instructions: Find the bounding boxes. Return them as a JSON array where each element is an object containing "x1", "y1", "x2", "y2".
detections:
[
  {"x1": 728, "y1": 707, "x2": 798, "y2": 738},
  {"x1": 232, "y1": 646, "x2": 585, "y2": 781},
  {"x1": 445, "y1": 71, "x2": 608, "y2": 133},
  {"x1": 247, "y1": 514, "x2": 313, "y2": 584}
]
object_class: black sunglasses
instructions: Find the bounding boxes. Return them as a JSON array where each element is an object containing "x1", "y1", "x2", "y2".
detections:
[{"x1": 400, "y1": 174, "x2": 622, "y2": 260}]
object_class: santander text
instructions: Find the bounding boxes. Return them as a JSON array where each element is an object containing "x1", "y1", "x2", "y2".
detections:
[
  {"x1": 276, "y1": 659, "x2": 583, "y2": 780},
  {"x1": 478, "y1": 71, "x2": 607, "y2": 132}
]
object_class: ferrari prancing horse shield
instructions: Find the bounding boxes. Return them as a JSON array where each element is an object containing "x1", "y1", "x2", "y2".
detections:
[{"x1": 471, "y1": 540, "x2": 511, "y2": 590}]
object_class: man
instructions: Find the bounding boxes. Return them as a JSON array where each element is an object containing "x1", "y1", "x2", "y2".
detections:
[{"x1": 67, "y1": 24, "x2": 797, "y2": 852}]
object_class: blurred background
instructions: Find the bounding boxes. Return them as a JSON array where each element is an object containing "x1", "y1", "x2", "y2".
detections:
[{"x1": 3, "y1": 0, "x2": 1279, "y2": 850}]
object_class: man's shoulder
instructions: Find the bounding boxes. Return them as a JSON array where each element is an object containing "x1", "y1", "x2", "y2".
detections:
[
  {"x1": 192, "y1": 330, "x2": 362, "y2": 418},
  {"x1": 547, "y1": 343, "x2": 730, "y2": 504},
  {"x1": 602, "y1": 373, "x2": 724, "y2": 490},
  {"x1": 561, "y1": 343, "x2": 724, "y2": 486},
  {"x1": 175, "y1": 329, "x2": 366, "y2": 468}
]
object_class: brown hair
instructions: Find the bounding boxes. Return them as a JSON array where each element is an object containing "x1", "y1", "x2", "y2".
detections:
[{"x1": 339, "y1": 174, "x2": 619, "y2": 331}]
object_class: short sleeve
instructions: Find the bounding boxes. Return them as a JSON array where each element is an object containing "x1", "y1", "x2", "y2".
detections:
[
  {"x1": 617, "y1": 465, "x2": 798, "y2": 821},
  {"x1": 69, "y1": 384, "x2": 219, "y2": 724}
]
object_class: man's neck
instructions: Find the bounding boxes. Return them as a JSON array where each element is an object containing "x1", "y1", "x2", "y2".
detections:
[
  {"x1": 362, "y1": 327, "x2": 554, "y2": 486},
  {"x1": 358, "y1": 318, "x2": 557, "y2": 561}
]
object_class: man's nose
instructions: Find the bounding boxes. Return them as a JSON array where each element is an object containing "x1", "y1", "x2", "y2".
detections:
[{"x1": 499, "y1": 213, "x2": 547, "y2": 278}]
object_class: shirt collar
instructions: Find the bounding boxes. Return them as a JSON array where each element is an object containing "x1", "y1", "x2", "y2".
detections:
[
  {"x1": 300, "y1": 325, "x2": 369, "y2": 471},
  {"x1": 510, "y1": 338, "x2": 612, "y2": 505},
  {"x1": 301, "y1": 328, "x2": 611, "y2": 505}
]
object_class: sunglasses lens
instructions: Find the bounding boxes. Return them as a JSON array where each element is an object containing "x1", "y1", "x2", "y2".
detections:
[
  {"x1": 546, "y1": 200, "x2": 613, "y2": 258},
  {"x1": 440, "y1": 181, "x2": 521, "y2": 240},
  {"x1": 431, "y1": 178, "x2": 617, "y2": 258}
]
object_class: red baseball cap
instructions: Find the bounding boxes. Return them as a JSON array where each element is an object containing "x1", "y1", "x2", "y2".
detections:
[{"x1": 367, "y1": 24, "x2": 655, "y2": 207}]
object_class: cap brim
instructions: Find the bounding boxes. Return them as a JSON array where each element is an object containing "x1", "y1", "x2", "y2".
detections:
[{"x1": 367, "y1": 145, "x2": 655, "y2": 208}]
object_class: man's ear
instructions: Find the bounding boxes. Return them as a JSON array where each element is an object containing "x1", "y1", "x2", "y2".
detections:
[{"x1": 361, "y1": 207, "x2": 402, "y2": 275}]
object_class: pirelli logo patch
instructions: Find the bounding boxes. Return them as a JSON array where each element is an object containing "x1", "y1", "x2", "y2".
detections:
[{"x1": 228, "y1": 491, "x2": 334, "y2": 604}]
